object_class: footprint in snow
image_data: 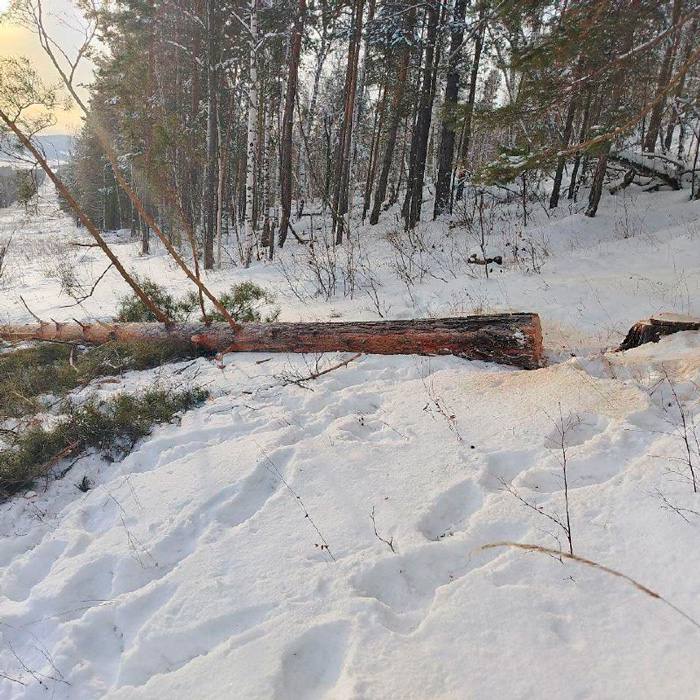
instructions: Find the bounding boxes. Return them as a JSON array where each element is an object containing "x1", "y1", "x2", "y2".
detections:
[
  {"x1": 417, "y1": 479, "x2": 483, "y2": 541},
  {"x1": 0, "y1": 537, "x2": 70, "y2": 602},
  {"x1": 274, "y1": 620, "x2": 350, "y2": 700},
  {"x1": 543, "y1": 411, "x2": 609, "y2": 449},
  {"x1": 479, "y1": 448, "x2": 540, "y2": 491},
  {"x1": 352, "y1": 519, "x2": 527, "y2": 617}
]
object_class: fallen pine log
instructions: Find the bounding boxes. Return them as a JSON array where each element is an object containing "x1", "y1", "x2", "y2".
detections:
[
  {"x1": 619, "y1": 313, "x2": 700, "y2": 351},
  {"x1": 608, "y1": 151, "x2": 682, "y2": 190},
  {"x1": 0, "y1": 314, "x2": 544, "y2": 370}
]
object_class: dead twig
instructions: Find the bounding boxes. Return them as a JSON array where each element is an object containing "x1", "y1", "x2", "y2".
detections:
[
  {"x1": 59, "y1": 263, "x2": 114, "y2": 308},
  {"x1": 0, "y1": 671, "x2": 26, "y2": 686},
  {"x1": 654, "y1": 488, "x2": 700, "y2": 524},
  {"x1": 0, "y1": 235, "x2": 12, "y2": 279},
  {"x1": 6, "y1": 639, "x2": 69, "y2": 689},
  {"x1": 370, "y1": 506, "x2": 396, "y2": 553},
  {"x1": 281, "y1": 352, "x2": 363, "y2": 389},
  {"x1": 499, "y1": 478, "x2": 572, "y2": 544},
  {"x1": 259, "y1": 447, "x2": 335, "y2": 562},
  {"x1": 421, "y1": 366, "x2": 463, "y2": 442},
  {"x1": 482, "y1": 541, "x2": 700, "y2": 631},
  {"x1": 19, "y1": 295, "x2": 43, "y2": 323},
  {"x1": 68, "y1": 241, "x2": 100, "y2": 248},
  {"x1": 661, "y1": 366, "x2": 698, "y2": 493}
]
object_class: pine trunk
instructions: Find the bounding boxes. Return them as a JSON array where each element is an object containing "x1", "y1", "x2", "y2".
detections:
[
  {"x1": 204, "y1": 0, "x2": 218, "y2": 270},
  {"x1": 244, "y1": 0, "x2": 259, "y2": 266},
  {"x1": 363, "y1": 80, "x2": 387, "y2": 222},
  {"x1": 586, "y1": 12, "x2": 637, "y2": 218},
  {"x1": 434, "y1": 0, "x2": 467, "y2": 218},
  {"x1": 457, "y1": 17, "x2": 485, "y2": 167},
  {"x1": 549, "y1": 96, "x2": 578, "y2": 209},
  {"x1": 1, "y1": 314, "x2": 544, "y2": 369},
  {"x1": 404, "y1": 1, "x2": 440, "y2": 231},
  {"x1": 369, "y1": 9, "x2": 414, "y2": 226},
  {"x1": 643, "y1": 0, "x2": 684, "y2": 153},
  {"x1": 278, "y1": 0, "x2": 306, "y2": 248},
  {"x1": 567, "y1": 89, "x2": 592, "y2": 200},
  {"x1": 332, "y1": 0, "x2": 365, "y2": 244}
]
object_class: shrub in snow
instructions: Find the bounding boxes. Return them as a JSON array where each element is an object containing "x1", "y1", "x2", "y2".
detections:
[
  {"x1": 0, "y1": 386, "x2": 208, "y2": 501},
  {"x1": 0, "y1": 340, "x2": 196, "y2": 422},
  {"x1": 115, "y1": 278, "x2": 279, "y2": 323},
  {"x1": 115, "y1": 279, "x2": 192, "y2": 322}
]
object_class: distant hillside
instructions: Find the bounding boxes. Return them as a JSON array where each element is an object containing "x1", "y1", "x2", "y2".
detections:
[
  {"x1": 35, "y1": 135, "x2": 74, "y2": 162},
  {"x1": 0, "y1": 135, "x2": 73, "y2": 167}
]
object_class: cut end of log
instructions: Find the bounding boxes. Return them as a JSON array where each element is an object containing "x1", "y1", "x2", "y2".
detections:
[{"x1": 619, "y1": 313, "x2": 700, "y2": 351}]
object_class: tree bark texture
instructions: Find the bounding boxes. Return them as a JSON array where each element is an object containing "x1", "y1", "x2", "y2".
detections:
[
  {"x1": 332, "y1": 0, "x2": 365, "y2": 244},
  {"x1": 549, "y1": 95, "x2": 578, "y2": 209},
  {"x1": 404, "y1": 1, "x2": 440, "y2": 230},
  {"x1": 643, "y1": 0, "x2": 684, "y2": 153},
  {"x1": 244, "y1": 0, "x2": 260, "y2": 266},
  {"x1": 278, "y1": 0, "x2": 306, "y2": 248},
  {"x1": 1, "y1": 314, "x2": 545, "y2": 370},
  {"x1": 204, "y1": 0, "x2": 219, "y2": 269},
  {"x1": 434, "y1": 0, "x2": 467, "y2": 218},
  {"x1": 619, "y1": 314, "x2": 700, "y2": 350},
  {"x1": 369, "y1": 7, "x2": 415, "y2": 226}
]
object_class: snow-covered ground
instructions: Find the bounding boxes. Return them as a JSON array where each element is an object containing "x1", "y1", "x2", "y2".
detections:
[
  {"x1": 1, "y1": 186, "x2": 699, "y2": 698},
  {"x1": 2, "y1": 184, "x2": 699, "y2": 357}
]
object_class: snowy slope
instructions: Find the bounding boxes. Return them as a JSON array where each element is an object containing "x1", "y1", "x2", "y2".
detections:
[
  {"x1": 1, "y1": 185, "x2": 699, "y2": 357},
  {"x1": 1, "y1": 186, "x2": 700, "y2": 698}
]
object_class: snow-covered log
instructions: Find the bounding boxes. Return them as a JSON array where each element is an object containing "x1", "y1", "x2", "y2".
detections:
[
  {"x1": 0, "y1": 314, "x2": 544, "y2": 369},
  {"x1": 619, "y1": 313, "x2": 700, "y2": 350},
  {"x1": 609, "y1": 150, "x2": 683, "y2": 190}
]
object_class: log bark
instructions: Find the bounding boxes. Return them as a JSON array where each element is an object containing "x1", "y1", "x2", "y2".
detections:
[
  {"x1": 619, "y1": 313, "x2": 700, "y2": 351},
  {"x1": 0, "y1": 314, "x2": 544, "y2": 370}
]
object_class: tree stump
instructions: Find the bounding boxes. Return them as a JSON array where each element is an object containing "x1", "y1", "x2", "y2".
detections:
[{"x1": 619, "y1": 313, "x2": 700, "y2": 351}]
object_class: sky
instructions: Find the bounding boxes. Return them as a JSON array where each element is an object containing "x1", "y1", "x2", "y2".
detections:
[{"x1": 0, "y1": 0, "x2": 94, "y2": 134}]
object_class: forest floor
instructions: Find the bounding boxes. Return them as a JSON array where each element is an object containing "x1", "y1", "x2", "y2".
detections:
[{"x1": 0, "y1": 186, "x2": 699, "y2": 698}]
